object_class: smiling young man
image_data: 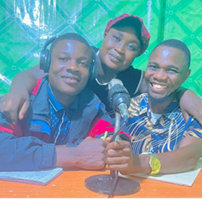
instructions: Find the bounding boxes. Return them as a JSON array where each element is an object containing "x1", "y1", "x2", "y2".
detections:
[
  {"x1": 1, "y1": 14, "x2": 202, "y2": 124},
  {"x1": 0, "y1": 33, "x2": 119, "y2": 171},
  {"x1": 105, "y1": 39, "x2": 202, "y2": 175}
]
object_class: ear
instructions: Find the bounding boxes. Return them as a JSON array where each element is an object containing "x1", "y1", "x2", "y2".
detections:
[{"x1": 182, "y1": 69, "x2": 191, "y2": 84}]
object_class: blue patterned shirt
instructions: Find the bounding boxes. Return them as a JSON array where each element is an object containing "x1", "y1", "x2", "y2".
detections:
[
  {"x1": 127, "y1": 93, "x2": 202, "y2": 154},
  {"x1": 48, "y1": 86, "x2": 78, "y2": 145}
]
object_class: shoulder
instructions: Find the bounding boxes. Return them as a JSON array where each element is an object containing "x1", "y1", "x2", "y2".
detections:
[
  {"x1": 118, "y1": 66, "x2": 142, "y2": 77},
  {"x1": 185, "y1": 116, "x2": 202, "y2": 139},
  {"x1": 129, "y1": 93, "x2": 148, "y2": 116},
  {"x1": 32, "y1": 76, "x2": 48, "y2": 96},
  {"x1": 79, "y1": 87, "x2": 112, "y2": 121},
  {"x1": 117, "y1": 67, "x2": 143, "y2": 97},
  {"x1": 91, "y1": 46, "x2": 99, "y2": 53},
  {"x1": 79, "y1": 87, "x2": 105, "y2": 110}
]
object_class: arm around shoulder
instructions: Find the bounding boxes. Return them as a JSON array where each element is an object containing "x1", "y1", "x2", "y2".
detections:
[
  {"x1": 10, "y1": 64, "x2": 46, "y2": 93},
  {"x1": 177, "y1": 88, "x2": 202, "y2": 125},
  {"x1": 0, "y1": 65, "x2": 47, "y2": 123}
]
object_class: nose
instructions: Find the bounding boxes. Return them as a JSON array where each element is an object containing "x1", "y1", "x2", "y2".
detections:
[
  {"x1": 114, "y1": 42, "x2": 125, "y2": 54},
  {"x1": 153, "y1": 69, "x2": 167, "y2": 81},
  {"x1": 65, "y1": 59, "x2": 79, "y2": 72}
]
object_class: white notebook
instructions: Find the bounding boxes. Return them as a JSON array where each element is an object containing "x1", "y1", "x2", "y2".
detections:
[
  {"x1": 121, "y1": 159, "x2": 202, "y2": 187},
  {"x1": 0, "y1": 167, "x2": 63, "y2": 186}
]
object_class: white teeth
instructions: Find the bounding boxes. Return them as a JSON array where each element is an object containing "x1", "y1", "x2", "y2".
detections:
[{"x1": 152, "y1": 84, "x2": 166, "y2": 89}]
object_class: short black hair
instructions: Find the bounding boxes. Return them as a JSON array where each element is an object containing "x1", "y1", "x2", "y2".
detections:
[
  {"x1": 111, "y1": 17, "x2": 142, "y2": 47},
  {"x1": 50, "y1": 32, "x2": 91, "y2": 53},
  {"x1": 155, "y1": 39, "x2": 191, "y2": 68}
]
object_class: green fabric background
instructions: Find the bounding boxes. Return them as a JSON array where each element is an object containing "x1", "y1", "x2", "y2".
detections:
[{"x1": 0, "y1": 0, "x2": 201, "y2": 97}]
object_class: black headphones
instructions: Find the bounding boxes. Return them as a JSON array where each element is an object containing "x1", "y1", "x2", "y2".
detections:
[{"x1": 39, "y1": 36, "x2": 98, "y2": 80}]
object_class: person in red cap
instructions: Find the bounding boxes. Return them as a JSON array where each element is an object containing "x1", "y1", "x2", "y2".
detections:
[{"x1": 0, "y1": 14, "x2": 202, "y2": 124}]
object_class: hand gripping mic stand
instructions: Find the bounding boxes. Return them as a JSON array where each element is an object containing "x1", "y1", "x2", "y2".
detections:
[
  {"x1": 85, "y1": 79, "x2": 140, "y2": 197},
  {"x1": 85, "y1": 112, "x2": 140, "y2": 197}
]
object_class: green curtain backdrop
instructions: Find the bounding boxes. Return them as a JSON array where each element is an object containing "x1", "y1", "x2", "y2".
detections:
[{"x1": 0, "y1": 0, "x2": 201, "y2": 97}]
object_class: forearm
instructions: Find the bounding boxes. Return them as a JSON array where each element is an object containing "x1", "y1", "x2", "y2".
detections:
[
  {"x1": 10, "y1": 65, "x2": 45, "y2": 94},
  {"x1": 0, "y1": 132, "x2": 56, "y2": 171},
  {"x1": 157, "y1": 143, "x2": 201, "y2": 173},
  {"x1": 176, "y1": 86, "x2": 187, "y2": 101},
  {"x1": 10, "y1": 70, "x2": 37, "y2": 94},
  {"x1": 55, "y1": 145, "x2": 78, "y2": 168},
  {"x1": 56, "y1": 137, "x2": 107, "y2": 170},
  {"x1": 132, "y1": 137, "x2": 202, "y2": 174}
]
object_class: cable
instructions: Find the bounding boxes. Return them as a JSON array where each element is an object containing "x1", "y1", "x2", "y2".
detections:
[
  {"x1": 109, "y1": 121, "x2": 127, "y2": 143},
  {"x1": 108, "y1": 121, "x2": 127, "y2": 198},
  {"x1": 108, "y1": 170, "x2": 119, "y2": 198}
]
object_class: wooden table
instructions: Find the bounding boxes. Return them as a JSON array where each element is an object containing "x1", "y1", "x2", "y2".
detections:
[{"x1": 0, "y1": 169, "x2": 202, "y2": 198}]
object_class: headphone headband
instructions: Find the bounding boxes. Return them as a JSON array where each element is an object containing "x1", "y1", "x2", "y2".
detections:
[{"x1": 42, "y1": 36, "x2": 58, "y2": 50}]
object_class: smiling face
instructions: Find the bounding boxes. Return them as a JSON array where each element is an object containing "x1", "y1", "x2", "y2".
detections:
[
  {"x1": 145, "y1": 46, "x2": 190, "y2": 104},
  {"x1": 99, "y1": 25, "x2": 141, "y2": 72},
  {"x1": 48, "y1": 39, "x2": 93, "y2": 105}
]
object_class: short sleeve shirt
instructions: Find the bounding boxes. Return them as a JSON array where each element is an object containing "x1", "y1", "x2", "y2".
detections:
[{"x1": 127, "y1": 93, "x2": 202, "y2": 154}]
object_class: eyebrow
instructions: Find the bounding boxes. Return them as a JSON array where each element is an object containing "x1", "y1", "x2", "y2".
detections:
[
  {"x1": 148, "y1": 62, "x2": 181, "y2": 70},
  {"x1": 57, "y1": 52, "x2": 90, "y2": 59},
  {"x1": 167, "y1": 65, "x2": 180, "y2": 70},
  {"x1": 77, "y1": 56, "x2": 91, "y2": 61},
  {"x1": 116, "y1": 32, "x2": 140, "y2": 45}
]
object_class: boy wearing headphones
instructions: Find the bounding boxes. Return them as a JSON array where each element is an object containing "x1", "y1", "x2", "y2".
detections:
[{"x1": 0, "y1": 33, "x2": 119, "y2": 171}]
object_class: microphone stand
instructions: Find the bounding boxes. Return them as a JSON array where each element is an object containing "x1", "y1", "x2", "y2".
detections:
[
  {"x1": 109, "y1": 112, "x2": 121, "y2": 178},
  {"x1": 85, "y1": 112, "x2": 140, "y2": 197}
]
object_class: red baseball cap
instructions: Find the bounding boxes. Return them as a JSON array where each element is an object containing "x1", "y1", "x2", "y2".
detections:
[{"x1": 104, "y1": 13, "x2": 150, "y2": 56}]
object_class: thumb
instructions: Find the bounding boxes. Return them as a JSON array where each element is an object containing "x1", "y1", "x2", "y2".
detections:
[{"x1": 18, "y1": 100, "x2": 30, "y2": 120}]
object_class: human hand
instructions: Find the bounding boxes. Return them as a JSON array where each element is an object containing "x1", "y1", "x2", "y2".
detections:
[
  {"x1": 105, "y1": 140, "x2": 134, "y2": 175},
  {"x1": 0, "y1": 89, "x2": 30, "y2": 124},
  {"x1": 180, "y1": 89, "x2": 202, "y2": 125},
  {"x1": 74, "y1": 137, "x2": 108, "y2": 170}
]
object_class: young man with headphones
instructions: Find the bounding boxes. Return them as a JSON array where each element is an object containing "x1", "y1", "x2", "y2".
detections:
[
  {"x1": 0, "y1": 33, "x2": 123, "y2": 171},
  {"x1": 0, "y1": 14, "x2": 202, "y2": 124}
]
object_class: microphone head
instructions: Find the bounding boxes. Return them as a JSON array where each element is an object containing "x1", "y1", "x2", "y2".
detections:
[
  {"x1": 108, "y1": 79, "x2": 123, "y2": 90},
  {"x1": 108, "y1": 79, "x2": 131, "y2": 112}
]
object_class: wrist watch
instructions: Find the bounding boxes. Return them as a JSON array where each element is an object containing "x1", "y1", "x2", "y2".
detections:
[{"x1": 149, "y1": 154, "x2": 161, "y2": 175}]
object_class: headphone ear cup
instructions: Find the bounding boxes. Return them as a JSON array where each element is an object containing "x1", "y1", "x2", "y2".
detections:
[
  {"x1": 40, "y1": 49, "x2": 51, "y2": 73},
  {"x1": 40, "y1": 36, "x2": 57, "y2": 73},
  {"x1": 89, "y1": 50, "x2": 99, "y2": 80},
  {"x1": 89, "y1": 60, "x2": 99, "y2": 80}
]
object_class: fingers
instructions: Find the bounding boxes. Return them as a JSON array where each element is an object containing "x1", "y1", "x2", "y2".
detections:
[
  {"x1": 105, "y1": 140, "x2": 133, "y2": 174},
  {"x1": 9, "y1": 97, "x2": 26, "y2": 124},
  {"x1": 107, "y1": 140, "x2": 130, "y2": 150},
  {"x1": 106, "y1": 155, "x2": 130, "y2": 165},
  {"x1": 0, "y1": 94, "x2": 26, "y2": 124},
  {"x1": 18, "y1": 100, "x2": 30, "y2": 120},
  {"x1": 105, "y1": 156, "x2": 131, "y2": 175},
  {"x1": 0, "y1": 97, "x2": 19, "y2": 124},
  {"x1": 107, "y1": 146, "x2": 131, "y2": 157}
]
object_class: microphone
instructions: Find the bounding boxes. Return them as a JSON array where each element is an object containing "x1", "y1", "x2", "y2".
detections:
[
  {"x1": 85, "y1": 79, "x2": 140, "y2": 197},
  {"x1": 108, "y1": 79, "x2": 131, "y2": 122}
]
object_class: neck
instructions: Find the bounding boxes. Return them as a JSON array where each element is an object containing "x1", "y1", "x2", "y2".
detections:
[
  {"x1": 97, "y1": 57, "x2": 118, "y2": 84},
  {"x1": 49, "y1": 86, "x2": 76, "y2": 108},
  {"x1": 148, "y1": 95, "x2": 175, "y2": 114}
]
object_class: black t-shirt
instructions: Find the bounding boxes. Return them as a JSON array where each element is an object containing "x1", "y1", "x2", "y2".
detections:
[{"x1": 87, "y1": 47, "x2": 143, "y2": 114}]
